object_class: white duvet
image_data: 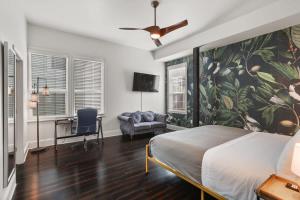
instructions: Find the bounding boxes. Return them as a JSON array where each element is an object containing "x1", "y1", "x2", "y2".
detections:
[{"x1": 202, "y1": 132, "x2": 290, "y2": 200}]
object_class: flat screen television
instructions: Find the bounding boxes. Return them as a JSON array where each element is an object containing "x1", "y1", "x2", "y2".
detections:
[{"x1": 132, "y1": 72, "x2": 159, "y2": 92}]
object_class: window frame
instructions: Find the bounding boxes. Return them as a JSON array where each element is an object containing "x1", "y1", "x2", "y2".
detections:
[
  {"x1": 71, "y1": 56, "x2": 105, "y2": 116},
  {"x1": 167, "y1": 63, "x2": 188, "y2": 114},
  {"x1": 28, "y1": 49, "x2": 69, "y2": 121}
]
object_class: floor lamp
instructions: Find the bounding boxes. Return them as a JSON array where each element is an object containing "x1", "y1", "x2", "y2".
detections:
[{"x1": 29, "y1": 77, "x2": 49, "y2": 153}]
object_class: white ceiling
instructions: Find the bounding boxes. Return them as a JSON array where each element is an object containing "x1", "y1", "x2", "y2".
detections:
[{"x1": 25, "y1": 0, "x2": 277, "y2": 51}]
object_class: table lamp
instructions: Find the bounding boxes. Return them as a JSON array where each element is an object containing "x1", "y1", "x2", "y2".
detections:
[{"x1": 287, "y1": 143, "x2": 300, "y2": 192}]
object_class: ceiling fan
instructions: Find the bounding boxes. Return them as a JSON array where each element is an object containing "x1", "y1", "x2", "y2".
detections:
[{"x1": 119, "y1": 0, "x2": 188, "y2": 47}]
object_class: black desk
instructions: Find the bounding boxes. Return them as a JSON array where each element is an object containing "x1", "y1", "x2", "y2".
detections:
[{"x1": 54, "y1": 116, "x2": 103, "y2": 150}]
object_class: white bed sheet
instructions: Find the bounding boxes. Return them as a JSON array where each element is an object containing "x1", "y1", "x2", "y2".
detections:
[{"x1": 202, "y1": 132, "x2": 290, "y2": 200}]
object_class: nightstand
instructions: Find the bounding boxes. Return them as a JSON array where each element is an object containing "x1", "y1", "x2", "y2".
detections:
[{"x1": 256, "y1": 174, "x2": 300, "y2": 200}]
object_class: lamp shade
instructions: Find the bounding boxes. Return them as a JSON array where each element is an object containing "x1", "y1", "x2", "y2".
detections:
[
  {"x1": 28, "y1": 100, "x2": 37, "y2": 108},
  {"x1": 291, "y1": 143, "x2": 300, "y2": 177},
  {"x1": 31, "y1": 93, "x2": 38, "y2": 102},
  {"x1": 42, "y1": 85, "x2": 49, "y2": 96}
]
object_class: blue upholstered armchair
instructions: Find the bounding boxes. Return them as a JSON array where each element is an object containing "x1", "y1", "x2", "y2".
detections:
[{"x1": 117, "y1": 111, "x2": 167, "y2": 140}]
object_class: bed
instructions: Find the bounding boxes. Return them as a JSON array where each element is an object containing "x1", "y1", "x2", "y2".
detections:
[{"x1": 146, "y1": 125, "x2": 290, "y2": 200}]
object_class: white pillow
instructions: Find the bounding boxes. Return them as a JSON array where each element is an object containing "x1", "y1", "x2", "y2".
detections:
[{"x1": 276, "y1": 130, "x2": 300, "y2": 181}]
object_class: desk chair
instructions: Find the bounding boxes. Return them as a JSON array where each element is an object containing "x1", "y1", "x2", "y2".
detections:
[{"x1": 72, "y1": 108, "x2": 100, "y2": 151}]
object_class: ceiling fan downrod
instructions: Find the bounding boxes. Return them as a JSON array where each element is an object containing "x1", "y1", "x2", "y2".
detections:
[{"x1": 151, "y1": 0, "x2": 159, "y2": 26}]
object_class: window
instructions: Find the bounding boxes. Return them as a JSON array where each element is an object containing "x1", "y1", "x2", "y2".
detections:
[
  {"x1": 73, "y1": 58, "x2": 104, "y2": 115},
  {"x1": 29, "y1": 51, "x2": 105, "y2": 119},
  {"x1": 167, "y1": 63, "x2": 187, "y2": 114},
  {"x1": 30, "y1": 52, "x2": 67, "y2": 117}
]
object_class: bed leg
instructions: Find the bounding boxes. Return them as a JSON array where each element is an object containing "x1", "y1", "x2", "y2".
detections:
[
  {"x1": 201, "y1": 190, "x2": 204, "y2": 200},
  {"x1": 145, "y1": 145, "x2": 149, "y2": 175}
]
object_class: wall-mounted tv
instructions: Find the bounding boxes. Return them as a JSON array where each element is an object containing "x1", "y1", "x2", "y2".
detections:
[{"x1": 132, "y1": 72, "x2": 159, "y2": 92}]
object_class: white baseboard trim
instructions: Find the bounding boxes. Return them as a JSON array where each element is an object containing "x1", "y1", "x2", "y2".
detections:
[
  {"x1": 23, "y1": 142, "x2": 29, "y2": 163},
  {"x1": 167, "y1": 124, "x2": 188, "y2": 131},
  {"x1": 26, "y1": 129, "x2": 122, "y2": 149},
  {"x1": 8, "y1": 144, "x2": 14, "y2": 152},
  {"x1": 1, "y1": 172, "x2": 16, "y2": 200}
]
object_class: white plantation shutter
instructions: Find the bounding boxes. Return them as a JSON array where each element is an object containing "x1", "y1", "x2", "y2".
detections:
[
  {"x1": 30, "y1": 53, "x2": 67, "y2": 116},
  {"x1": 73, "y1": 58, "x2": 104, "y2": 114}
]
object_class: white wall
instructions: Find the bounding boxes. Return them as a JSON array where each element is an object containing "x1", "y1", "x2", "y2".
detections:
[
  {"x1": 0, "y1": 0, "x2": 28, "y2": 199},
  {"x1": 26, "y1": 24, "x2": 165, "y2": 147}
]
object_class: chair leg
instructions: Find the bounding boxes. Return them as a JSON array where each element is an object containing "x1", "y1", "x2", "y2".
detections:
[
  {"x1": 84, "y1": 137, "x2": 87, "y2": 152},
  {"x1": 97, "y1": 133, "x2": 100, "y2": 144},
  {"x1": 100, "y1": 122, "x2": 104, "y2": 140}
]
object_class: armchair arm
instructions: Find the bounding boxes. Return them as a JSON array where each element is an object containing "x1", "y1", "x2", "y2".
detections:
[
  {"x1": 155, "y1": 113, "x2": 168, "y2": 123},
  {"x1": 118, "y1": 115, "x2": 135, "y2": 135},
  {"x1": 118, "y1": 115, "x2": 134, "y2": 123}
]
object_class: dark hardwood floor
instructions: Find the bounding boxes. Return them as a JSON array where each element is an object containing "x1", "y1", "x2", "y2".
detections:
[{"x1": 14, "y1": 134, "x2": 215, "y2": 200}]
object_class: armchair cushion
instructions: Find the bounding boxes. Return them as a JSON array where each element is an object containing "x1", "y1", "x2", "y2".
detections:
[
  {"x1": 134, "y1": 122, "x2": 152, "y2": 131},
  {"x1": 133, "y1": 121, "x2": 165, "y2": 131},
  {"x1": 148, "y1": 121, "x2": 165, "y2": 128},
  {"x1": 142, "y1": 111, "x2": 155, "y2": 122},
  {"x1": 130, "y1": 111, "x2": 142, "y2": 123}
]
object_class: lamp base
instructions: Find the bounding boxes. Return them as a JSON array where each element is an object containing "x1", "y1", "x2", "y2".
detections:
[
  {"x1": 31, "y1": 147, "x2": 47, "y2": 153},
  {"x1": 286, "y1": 182, "x2": 300, "y2": 192}
]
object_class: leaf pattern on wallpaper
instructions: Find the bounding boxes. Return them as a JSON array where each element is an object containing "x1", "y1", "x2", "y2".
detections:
[{"x1": 200, "y1": 24, "x2": 300, "y2": 135}]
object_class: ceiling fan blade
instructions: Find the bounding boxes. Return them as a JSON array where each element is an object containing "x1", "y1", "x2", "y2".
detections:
[
  {"x1": 160, "y1": 20, "x2": 188, "y2": 36},
  {"x1": 152, "y1": 38, "x2": 162, "y2": 47},
  {"x1": 119, "y1": 28, "x2": 142, "y2": 30},
  {"x1": 143, "y1": 26, "x2": 157, "y2": 33},
  {"x1": 120, "y1": 27, "x2": 156, "y2": 34}
]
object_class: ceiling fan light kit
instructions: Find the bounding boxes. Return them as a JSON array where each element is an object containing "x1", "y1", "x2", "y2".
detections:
[
  {"x1": 150, "y1": 27, "x2": 161, "y2": 39},
  {"x1": 119, "y1": 0, "x2": 188, "y2": 47},
  {"x1": 151, "y1": 33, "x2": 160, "y2": 39}
]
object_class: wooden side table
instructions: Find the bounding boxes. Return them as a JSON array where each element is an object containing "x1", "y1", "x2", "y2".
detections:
[{"x1": 256, "y1": 174, "x2": 300, "y2": 200}]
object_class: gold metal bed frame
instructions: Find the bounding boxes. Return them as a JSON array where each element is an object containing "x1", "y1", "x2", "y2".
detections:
[{"x1": 145, "y1": 144, "x2": 226, "y2": 200}]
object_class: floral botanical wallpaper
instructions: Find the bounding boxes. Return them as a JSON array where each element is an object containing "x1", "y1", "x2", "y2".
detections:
[
  {"x1": 166, "y1": 55, "x2": 194, "y2": 128},
  {"x1": 200, "y1": 24, "x2": 300, "y2": 135}
]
